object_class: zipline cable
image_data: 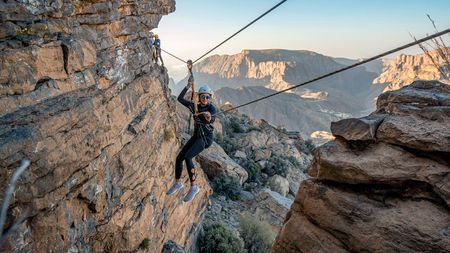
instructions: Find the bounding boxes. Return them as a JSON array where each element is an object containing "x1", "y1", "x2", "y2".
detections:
[
  {"x1": 192, "y1": 0, "x2": 287, "y2": 63},
  {"x1": 161, "y1": 48, "x2": 187, "y2": 63},
  {"x1": 158, "y1": 0, "x2": 287, "y2": 65},
  {"x1": 216, "y1": 28, "x2": 450, "y2": 115}
]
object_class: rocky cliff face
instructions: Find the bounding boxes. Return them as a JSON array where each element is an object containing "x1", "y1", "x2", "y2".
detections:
[
  {"x1": 0, "y1": 1, "x2": 212, "y2": 252},
  {"x1": 373, "y1": 50, "x2": 450, "y2": 91},
  {"x1": 273, "y1": 80, "x2": 450, "y2": 252}
]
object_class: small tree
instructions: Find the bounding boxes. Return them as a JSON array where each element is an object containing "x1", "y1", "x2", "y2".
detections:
[
  {"x1": 237, "y1": 158, "x2": 262, "y2": 183},
  {"x1": 211, "y1": 175, "x2": 242, "y2": 201},
  {"x1": 200, "y1": 222, "x2": 243, "y2": 253},
  {"x1": 229, "y1": 116, "x2": 245, "y2": 133},
  {"x1": 214, "y1": 133, "x2": 240, "y2": 156},
  {"x1": 239, "y1": 212, "x2": 275, "y2": 253},
  {"x1": 265, "y1": 153, "x2": 290, "y2": 177},
  {"x1": 139, "y1": 238, "x2": 150, "y2": 250}
]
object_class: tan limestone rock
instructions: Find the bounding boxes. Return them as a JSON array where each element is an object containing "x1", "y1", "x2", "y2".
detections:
[{"x1": 196, "y1": 142, "x2": 248, "y2": 185}]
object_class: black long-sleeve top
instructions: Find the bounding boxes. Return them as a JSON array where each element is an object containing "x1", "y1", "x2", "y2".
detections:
[{"x1": 178, "y1": 87, "x2": 217, "y2": 137}]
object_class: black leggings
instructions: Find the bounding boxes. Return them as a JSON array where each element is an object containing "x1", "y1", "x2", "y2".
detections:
[{"x1": 175, "y1": 135, "x2": 212, "y2": 182}]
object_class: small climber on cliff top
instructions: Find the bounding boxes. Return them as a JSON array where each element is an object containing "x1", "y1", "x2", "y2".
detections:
[
  {"x1": 149, "y1": 32, "x2": 156, "y2": 63},
  {"x1": 153, "y1": 34, "x2": 164, "y2": 67},
  {"x1": 166, "y1": 74, "x2": 217, "y2": 202}
]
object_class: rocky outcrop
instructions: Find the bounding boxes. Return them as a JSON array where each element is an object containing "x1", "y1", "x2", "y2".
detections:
[
  {"x1": 196, "y1": 142, "x2": 249, "y2": 185},
  {"x1": 273, "y1": 80, "x2": 450, "y2": 253},
  {"x1": 374, "y1": 50, "x2": 450, "y2": 91},
  {"x1": 0, "y1": 1, "x2": 213, "y2": 252}
]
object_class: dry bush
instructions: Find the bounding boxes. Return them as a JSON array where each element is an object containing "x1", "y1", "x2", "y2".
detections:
[{"x1": 412, "y1": 15, "x2": 450, "y2": 81}]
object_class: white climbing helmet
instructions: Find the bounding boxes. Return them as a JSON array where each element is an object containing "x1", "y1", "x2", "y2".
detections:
[{"x1": 198, "y1": 85, "x2": 213, "y2": 95}]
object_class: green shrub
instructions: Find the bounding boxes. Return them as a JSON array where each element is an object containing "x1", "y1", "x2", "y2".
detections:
[
  {"x1": 294, "y1": 139, "x2": 308, "y2": 154},
  {"x1": 286, "y1": 155, "x2": 301, "y2": 168},
  {"x1": 163, "y1": 128, "x2": 174, "y2": 142},
  {"x1": 247, "y1": 124, "x2": 262, "y2": 132},
  {"x1": 200, "y1": 222, "x2": 243, "y2": 253},
  {"x1": 211, "y1": 175, "x2": 242, "y2": 201},
  {"x1": 239, "y1": 213, "x2": 275, "y2": 253},
  {"x1": 214, "y1": 133, "x2": 240, "y2": 156},
  {"x1": 265, "y1": 153, "x2": 290, "y2": 177},
  {"x1": 139, "y1": 238, "x2": 150, "y2": 250},
  {"x1": 229, "y1": 116, "x2": 245, "y2": 133},
  {"x1": 237, "y1": 158, "x2": 262, "y2": 183},
  {"x1": 294, "y1": 139, "x2": 315, "y2": 154},
  {"x1": 305, "y1": 139, "x2": 315, "y2": 152}
]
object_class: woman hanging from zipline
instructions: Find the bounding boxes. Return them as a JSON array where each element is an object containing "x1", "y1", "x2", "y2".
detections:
[{"x1": 166, "y1": 61, "x2": 217, "y2": 202}]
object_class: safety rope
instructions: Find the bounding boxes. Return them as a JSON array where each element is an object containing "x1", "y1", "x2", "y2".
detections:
[
  {"x1": 193, "y1": 0, "x2": 287, "y2": 64},
  {"x1": 215, "y1": 28, "x2": 450, "y2": 116},
  {"x1": 160, "y1": 48, "x2": 187, "y2": 63},
  {"x1": 159, "y1": 0, "x2": 287, "y2": 64}
]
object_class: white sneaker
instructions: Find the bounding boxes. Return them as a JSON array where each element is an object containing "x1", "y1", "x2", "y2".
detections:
[
  {"x1": 183, "y1": 185, "x2": 200, "y2": 202},
  {"x1": 166, "y1": 182, "x2": 184, "y2": 196}
]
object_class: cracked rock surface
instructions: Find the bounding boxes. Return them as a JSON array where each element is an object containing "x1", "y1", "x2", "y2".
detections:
[
  {"x1": 0, "y1": 1, "x2": 212, "y2": 252},
  {"x1": 273, "y1": 81, "x2": 450, "y2": 253}
]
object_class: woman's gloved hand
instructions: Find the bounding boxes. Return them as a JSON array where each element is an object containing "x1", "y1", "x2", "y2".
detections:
[
  {"x1": 196, "y1": 112, "x2": 211, "y2": 122},
  {"x1": 203, "y1": 112, "x2": 211, "y2": 122}
]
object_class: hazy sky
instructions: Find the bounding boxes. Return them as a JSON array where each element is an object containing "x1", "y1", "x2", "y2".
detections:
[{"x1": 154, "y1": 0, "x2": 450, "y2": 81}]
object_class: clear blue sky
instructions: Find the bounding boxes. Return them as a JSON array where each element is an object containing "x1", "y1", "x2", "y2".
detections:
[{"x1": 154, "y1": 0, "x2": 450, "y2": 80}]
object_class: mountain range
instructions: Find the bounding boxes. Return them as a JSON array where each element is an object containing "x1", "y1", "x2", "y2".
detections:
[{"x1": 170, "y1": 49, "x2": 447, "y2": 141}]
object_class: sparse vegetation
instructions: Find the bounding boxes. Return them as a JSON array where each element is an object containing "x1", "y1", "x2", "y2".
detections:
[
  {"x1": 214, "y1": 133, "x2": 240, "y2": 156},
  {"x1": 13, "y1": 24, "x2": 48, "y2": 41},
  {"x1": 163, "y1": 128, "x2": 174, "y2": 142},
  {"x1": 229, "y1": 116, "x2": 245, "y2": 133},
  {"x1": 237, "y1": 158, "x2": 262, "y2": 183},
  {"x1": 286, "y1": 155, "x2": 301, "y2": 168},
  {"x1": 247, "y1": 125, "x2": 262, "y2": 132},
  {"x1": 294, "y1": 139, "x2": 315, "y2": 154},
  {"x1": 412, "y1": 15, "x2": 450, "y2": 80},
  {"x1": 265, "y1": 152, "x2": 290, "y2": 177},
  {"x1": 239, "y1": 212, "x2": 276, "y2": 253},
  {"x1": 211, "y1": 175, "x2": 242, "y2": 201},
  {"x1": 200, "y1": 222, "x2": 243, "y2": 253},
  {"x1": 305, "y1": 139, "x2": 315, "y2": 152},
  {"x1": 139, "y1": 238, "x2": 150, "y2": 250}
]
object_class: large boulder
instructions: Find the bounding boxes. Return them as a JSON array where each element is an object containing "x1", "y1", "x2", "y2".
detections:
[
  {"x1": 274, "y1": 180, "x2": 450, "y2": 253},
  {"x1": 196, "y1": 142, "x2": 248, "y2": 184},
  {"x1": 330, "y1": 115, "x2": 385, "y2": 141},
  {"x1": 236, "y1": 130, "x2": 279, "y2": 150},
  {"x1": 274, "y1": 81, "x2": 450, "y2": 253},
  {"x1": 308, "y1": 139, "x2": 450, "y2": 206},
  {"x1": 376, "y1": 114, "x2": 450, "y2": 153},
  {"x1": 285, "y1": 166, "x2": 308, "y2": 195}
]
